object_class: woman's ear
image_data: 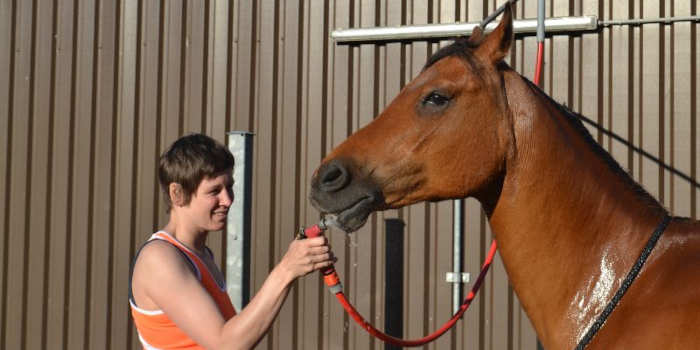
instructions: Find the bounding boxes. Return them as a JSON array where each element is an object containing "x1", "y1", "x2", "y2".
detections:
[{"x1": 169, "y1": 183, "x2": 185, "y2": 207}]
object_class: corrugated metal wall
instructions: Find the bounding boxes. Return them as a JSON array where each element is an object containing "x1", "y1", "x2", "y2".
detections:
[{"x1": 0, "y1": 1, "x2": 696, "y2": 349}]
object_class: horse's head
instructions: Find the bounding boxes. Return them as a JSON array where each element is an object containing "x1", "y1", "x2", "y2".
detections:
[{"x1": 310, "y1": 6, "x2": 515, "y2": 232}]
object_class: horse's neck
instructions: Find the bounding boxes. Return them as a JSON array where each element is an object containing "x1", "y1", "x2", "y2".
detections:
[{"x1": 486, "y1": 71, "x2": 666, "y2": 348}]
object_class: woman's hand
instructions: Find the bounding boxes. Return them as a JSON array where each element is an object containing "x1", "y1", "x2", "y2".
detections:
[{"x1": 279, "y1": 236, "x2": 335, "y2": 280}]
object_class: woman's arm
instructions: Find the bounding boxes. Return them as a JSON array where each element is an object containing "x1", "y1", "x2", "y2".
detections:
[{"x1": 133, "y1": 236, "x2": 333, "y2": 350}]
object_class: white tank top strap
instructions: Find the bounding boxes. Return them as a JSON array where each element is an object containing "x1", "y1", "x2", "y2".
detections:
[{"x1": 149, "y1": 231, "x2": 202, "y2": 281}]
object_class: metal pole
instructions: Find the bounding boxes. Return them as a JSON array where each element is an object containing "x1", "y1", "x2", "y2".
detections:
[
  {"x1": 331, "y1": 16, "x2": 598, "y2": 43},
  {"x1": 452, "y1": 200, "x2": 463, "y2": 313},
  {"x1": 600, "y1": 16, "x2": 700, "y2": 27},
  {"x1": 331, "y1": 15, "x2": 700, "y2": 44},
  {"x1": 537, "y1": 0, "x2": 546, "y2": 43},
  {"x1": 226, "y1": 131, "x2": 254, "y2": 311},
  {"x1": 446, "y1": 201, "x2": 469, "y2": 312}
]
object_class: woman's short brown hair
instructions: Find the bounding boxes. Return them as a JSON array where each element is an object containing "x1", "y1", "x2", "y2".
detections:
[{"x1": 159, "y1": 133, "x2": 234, "y2": 211}]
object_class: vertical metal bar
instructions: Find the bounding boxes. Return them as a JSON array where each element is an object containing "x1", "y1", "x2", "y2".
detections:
[
  {"x1": 226, "y1": 131, "x2": 254, "y2": 311},
  {"x1": 452, "y1": 199, "x2": 463, "y2": 313},
  {"x1": 537, "y1": 0, "x2": 546, "y2": 42}
]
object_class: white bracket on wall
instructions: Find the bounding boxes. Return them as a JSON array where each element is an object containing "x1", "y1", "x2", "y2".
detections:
[{"x1": 445, "y1": 272, "x2": 471, "y2": 284}]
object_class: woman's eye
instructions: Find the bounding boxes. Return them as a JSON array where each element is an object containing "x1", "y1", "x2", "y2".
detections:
[{"x1": 423, "y1": 92, "x2": 450, "y2": 107}]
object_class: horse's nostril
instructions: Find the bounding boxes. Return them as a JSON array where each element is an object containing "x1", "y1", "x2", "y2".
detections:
[
  {"x1": 319, "y1": 161, "x2": 349, "y2": 192},
  {"x1": 324, "y1": 168, "x2": 342, "y2": 183}
]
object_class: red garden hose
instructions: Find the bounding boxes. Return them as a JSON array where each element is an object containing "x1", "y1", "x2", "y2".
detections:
[
  {"x1": 534, "y1": 41, "x2": 544, "y2": 86},
  {"x1": 303, "y1": 222, "x2": 498, "y2": 347}
]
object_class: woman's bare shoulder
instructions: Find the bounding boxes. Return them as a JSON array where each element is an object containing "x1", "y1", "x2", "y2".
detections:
[{"x1": 135, "y1": 240, "x2": 194, "y2": 276}]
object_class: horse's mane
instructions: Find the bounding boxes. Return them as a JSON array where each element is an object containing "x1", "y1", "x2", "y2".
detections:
[{"x1": 519, "y1": 76, "x2": 663, "y2": 209}]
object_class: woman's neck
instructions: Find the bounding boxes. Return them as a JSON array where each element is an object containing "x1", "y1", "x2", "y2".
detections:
[{"x1": 163, "y1": 215, "x2": 209, "y2": 255}]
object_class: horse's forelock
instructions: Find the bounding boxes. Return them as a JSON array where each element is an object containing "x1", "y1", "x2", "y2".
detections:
[{"x1": 423, "y1": 36, "x2": 480, "y2": 71}]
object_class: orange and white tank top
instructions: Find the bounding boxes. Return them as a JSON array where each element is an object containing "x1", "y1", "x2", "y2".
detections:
[{"x1": 129, "y1": 231, "x2": 236, "y2": 350}]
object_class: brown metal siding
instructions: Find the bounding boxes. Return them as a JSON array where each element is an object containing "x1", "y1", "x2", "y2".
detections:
[{"x1": 0, "y1": 1, "x2": 697, "y2": 349}]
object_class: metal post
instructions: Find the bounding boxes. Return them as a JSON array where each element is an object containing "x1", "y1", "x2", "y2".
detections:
[
  {"x1": 226, "y1": 131, "x2": 254, "y2": 311},
  {"x1": 537, "y1": 0, "x2": 546, "y2": 43},
  {"x1": 446, "y1": 200, "x2": 469, "y2": 312},
  {"x1": 452, "y1": 200, "x2": 463, "y2": 313}
]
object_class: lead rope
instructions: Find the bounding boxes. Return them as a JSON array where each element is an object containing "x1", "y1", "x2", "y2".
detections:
[
  {"x1": 575, "y1": 214, "x2": 672, "y2": 349},
  {"x1": 303, "y1": 221, "x2": 498, "y2": 347}
]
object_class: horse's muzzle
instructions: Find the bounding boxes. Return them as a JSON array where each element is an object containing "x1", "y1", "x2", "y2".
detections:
[{"x1": 310, "y1": 159, "x2": 384, "y2": 232}]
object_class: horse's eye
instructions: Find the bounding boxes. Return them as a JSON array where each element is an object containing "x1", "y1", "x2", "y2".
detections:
[{"x1": 423, "y1": 92, "x2": 450, "y2": 107}]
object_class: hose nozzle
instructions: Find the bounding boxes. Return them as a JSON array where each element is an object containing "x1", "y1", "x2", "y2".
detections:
[{"x1": 300, "y1": 216, "x2": 343, "y2": 294}]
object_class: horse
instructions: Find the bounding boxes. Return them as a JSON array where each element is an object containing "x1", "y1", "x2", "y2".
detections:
[{"x1": 309, "y1": 5, "x2": 700, "y2": 349}]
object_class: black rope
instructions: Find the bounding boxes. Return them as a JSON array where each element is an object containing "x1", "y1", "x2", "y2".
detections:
[
  {"x1": 575, "y1": 214, "x2": 672, "y2": 349},
  {"x1": 480, "y1": 0, "x2": 520, "y2": 28}
]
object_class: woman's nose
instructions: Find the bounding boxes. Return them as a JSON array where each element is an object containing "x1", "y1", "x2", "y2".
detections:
[{"x1": 221, "y1": 188, "x2": 233, "y2": 206}]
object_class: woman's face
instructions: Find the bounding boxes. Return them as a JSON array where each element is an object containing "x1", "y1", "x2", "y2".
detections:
[{"x1": 183, "y1": 171, "x2": 234, "y2": 233}]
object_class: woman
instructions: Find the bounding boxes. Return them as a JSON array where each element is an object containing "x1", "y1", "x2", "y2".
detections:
[{"x1": 130, "y1": 133, "x2": 334, "y2": 349}]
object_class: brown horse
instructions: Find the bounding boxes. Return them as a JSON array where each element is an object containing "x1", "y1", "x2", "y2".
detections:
[{"x1": 309, "y1": 5, "x2": 700, "y2": 349}]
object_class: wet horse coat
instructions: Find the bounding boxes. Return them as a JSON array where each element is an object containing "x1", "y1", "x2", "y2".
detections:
[{"x1": 309, "y1": 5, "x2": 700, "y2": 349}]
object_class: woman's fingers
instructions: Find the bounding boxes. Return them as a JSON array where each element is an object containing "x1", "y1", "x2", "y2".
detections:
[
  {"x1": 314, "y1": 260, "x2": 333, "y2": 269},
  {"x1": 308, "y1": 245, "x2": 330, "y2": 255},
  {"x1": 305, "y1": 252, "x2": 330, "y2": 264},
  {"x1": 304, "y1": 247, "x2": 336, "y2": 272},
  {"x1": 284, "y1": 232, "x2": 339, "y2": 276},
  {"x1": 304, "y1": 236, "x2": 327, "y2": 247}
]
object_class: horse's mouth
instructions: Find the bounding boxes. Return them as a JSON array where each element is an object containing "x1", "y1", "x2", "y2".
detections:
[
  {"x1": 310, "y1": 191, "x2": 383, "y2": 233},
  {"x1": 329, "y1": 196, "x2": 376, "y2": 232}
]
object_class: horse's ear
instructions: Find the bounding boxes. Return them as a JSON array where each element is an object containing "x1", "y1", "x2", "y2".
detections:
[
  {"x1": 476, "y1": 3, "x2": 514, "y2": 64},
  {"x1": 468, "y1": 26, "x2": 484, "y2": 44}
]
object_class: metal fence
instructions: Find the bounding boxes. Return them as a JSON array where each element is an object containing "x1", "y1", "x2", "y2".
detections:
[{"x1": 0, "y1": 1, "x2": 696, "y2": 349}]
